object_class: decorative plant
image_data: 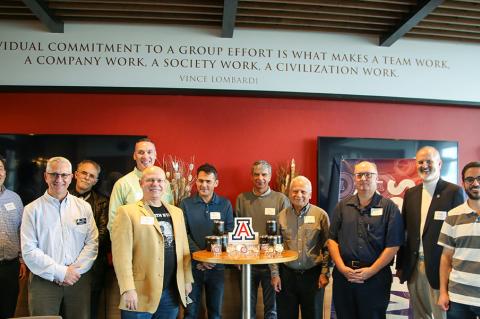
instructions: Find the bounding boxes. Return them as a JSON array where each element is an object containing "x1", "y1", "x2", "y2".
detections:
[
  {"x1": 162, "y1": 155, "x2": 195, "y2": 206},
  {"x1": 276, "y1": 158, "x2": 299, "y2": 195}
]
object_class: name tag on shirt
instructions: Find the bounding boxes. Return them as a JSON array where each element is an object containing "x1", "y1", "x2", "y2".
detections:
[
  {"x1": 76, "y1": 218, "x2": 87, "y2": 225},
  {"x1": 210, "y1": 212, "x2": 221, "y2": 220},
  {"x1": 434, "y1": 211, "x2": 447, "y2": 220},
  {"x1": 370, "y1": 208, "x2": 383, "y2": 216},
  {"x1": 265, "y1": 208, "x2": 276, "y2": 216},
  {"x1": 4, "y1": 202, "x2": 16, "y2": 211},
  {"x1": 304, "y1": 215, "x2": 315, "y2": 224},
  {"x1": 140, "y1": 216, "x2": 154, "y2": 225}
]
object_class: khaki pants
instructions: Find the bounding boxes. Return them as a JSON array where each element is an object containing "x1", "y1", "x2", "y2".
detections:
[
  {"x1": 28, "y1": 272, "x2": 91, "y2": 319},
  {"x1": 407, "y1": 260, "x2": 445, "y2": 319}
]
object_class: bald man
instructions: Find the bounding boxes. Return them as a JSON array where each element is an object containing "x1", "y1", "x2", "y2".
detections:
[
  {"x1": 270, "y1": 176, "x2": 330, "y2": 319},
  {"x1": 396, "y1": 146, "x2": 464, "y2": 319},
  {"x1": 111, "y1": 166, "x2": 193, "y2": 319},
  {"x1": 328, "y1": 161, "x2": 404, "y2": 319}
]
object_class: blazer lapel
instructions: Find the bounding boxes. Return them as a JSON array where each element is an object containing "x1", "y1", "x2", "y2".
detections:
[
  {"x1": 411, "y1": 185, "x2": 422, "y2": 235},
  {"x1": 138, "y1": 201, "x2": 163, "y2": 236},
  {"x1": 422, "y1": 179, "x2": 446, "y2": 236}
]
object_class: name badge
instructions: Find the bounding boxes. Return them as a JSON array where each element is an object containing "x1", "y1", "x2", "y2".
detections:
[
  {"x1": 370, "y1": 208, "x2": 383, "y2": 216},
  {"x1": 304, "y1": 215, "x2": 315, "y2": 224},
  {"x1": 4, "y1": 202, "x2": 16, "y2": 211},
  {"x1": 210, "y1": 212, "x2": 221, "y2": 220},
  {"x1": 140, "y1": 216, "x2": 154, "y2": 225},
  {"x1": 265, "y1": 208, "x2": 276, "y2": 216},
  {"x1": 76, "y1": 218, "x2": 87, "y2": 225},
  {"x1": 434, "y1": 211, "x2": 447, "y2": 220}
]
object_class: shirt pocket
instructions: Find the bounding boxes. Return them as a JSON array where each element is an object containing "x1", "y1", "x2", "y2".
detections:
[{"x1": 69, "y1": 216, "x2": 89, "y2": 234}]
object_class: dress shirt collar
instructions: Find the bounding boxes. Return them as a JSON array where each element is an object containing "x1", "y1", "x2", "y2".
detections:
[
  {"x1": 291, "y1": 203, "x2": 311, "y2": 217},
  {"x1": 346, "y1": 192, "x2": 382, "y2": 211},
  {"x1": 0, "y1": 185, "x2": 5, "y2": 195},
  {"x1": 133, "y1": 166, "x2": 143, "y2": 178},
  {"x1": 193, "y1": 192, "x2": 219, "y2": 205},
  {"x1": 43, "y1": 190, "x2": 70, "y2": 204}
]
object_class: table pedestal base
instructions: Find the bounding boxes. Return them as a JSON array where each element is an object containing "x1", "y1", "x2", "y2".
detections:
[{"x1": 241, "y1": 264, "x2": 251, "y2": 319}]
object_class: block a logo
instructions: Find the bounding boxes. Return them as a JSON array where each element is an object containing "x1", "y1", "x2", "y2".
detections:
[{"x1": 229, "y1": 217, "x2": 258, "y2": 243}]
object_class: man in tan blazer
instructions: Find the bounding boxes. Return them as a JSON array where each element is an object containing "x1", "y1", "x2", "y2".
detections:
[{"x1": 112, "y1": 166, "x2": 193, "y2": 319}]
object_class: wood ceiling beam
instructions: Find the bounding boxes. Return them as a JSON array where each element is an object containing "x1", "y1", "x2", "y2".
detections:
[
  {"x1": 379, "y1": 0, "x2": 444, "y2": 46},
  {"x1": 21, "y1": 0, "x2": 63, "y2": 32},
  {"x1": 221, "y1": 0, "x2": 237, "y2": 37}
]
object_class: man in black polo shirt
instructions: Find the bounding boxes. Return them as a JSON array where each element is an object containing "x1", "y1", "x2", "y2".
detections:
[{"x1": 328, "y1": 161, "x2": 404, "y2": 319}]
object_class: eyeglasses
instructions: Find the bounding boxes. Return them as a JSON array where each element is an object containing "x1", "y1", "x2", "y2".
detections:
[
  {"x1": 464, "y1": 176, "x2": 480, "y2": 184},
  {"x1": 46, "y1": 172, "x2": 71, "y2": 179},
  {"x1": 78, "y1": 170, "x2": 98, "y2": 180},
  {"x1": 354, "y1": 172, "x2": 377, "y2": 180}
]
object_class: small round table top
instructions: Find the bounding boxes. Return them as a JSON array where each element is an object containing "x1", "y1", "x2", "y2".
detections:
[{"x1": 192, "y1": 250, "x2": 298, "y2": 265}]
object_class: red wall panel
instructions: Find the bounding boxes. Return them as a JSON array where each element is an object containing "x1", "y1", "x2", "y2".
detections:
[{"x1": 2, "y1": 92, "x2": 479, "y2": 205}]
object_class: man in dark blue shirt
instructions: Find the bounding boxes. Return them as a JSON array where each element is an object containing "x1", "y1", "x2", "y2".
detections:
[
  {"x1": 181, "y1": 163, "x2": 234, "y2": 319},
  {"x1": 328, "y1": 161, "x2": 404, "y2": 319}
]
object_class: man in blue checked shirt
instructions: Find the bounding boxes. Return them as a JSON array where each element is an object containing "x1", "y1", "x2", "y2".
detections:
[
  {"x1": 181, "y1": 163, "x2": 234, "y2": 319},
  {"x1": 0, "y1": 155, "x2": 26, "y2": 319}
]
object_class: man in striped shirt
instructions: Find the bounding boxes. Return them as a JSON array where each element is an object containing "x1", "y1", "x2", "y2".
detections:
[{"x1": 437, "y1": 161, "x2": 480, "y2": 319}]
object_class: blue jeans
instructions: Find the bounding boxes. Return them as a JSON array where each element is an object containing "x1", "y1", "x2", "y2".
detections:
[
  {"x1": 121, "y1": 289, "x2": 179, "y2": 319},
  {"x1": 184, "y1": 264, "x2": 225, "y2": 319},
  {"x1": 447, "y1": 301, "x2": 480, "y2": 319},
  {"x1": 250, "y1": 265, "x2": 276, "y2": 319}
]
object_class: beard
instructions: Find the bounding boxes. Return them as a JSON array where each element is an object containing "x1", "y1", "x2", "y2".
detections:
[{"x1": 466, "y1": 187, "x2": 480, "y2": 200}]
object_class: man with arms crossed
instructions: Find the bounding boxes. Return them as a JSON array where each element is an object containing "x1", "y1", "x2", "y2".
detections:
[
  {"x1": 181, "y1": 163, "x2": 234, "y2": 319},
  {"x1": 21, "y1": 156, "x2": 98, "y2": 319},
  {"x1": 437, "y1": 161, "x2": 480, "y2": 318},
  {"x1": 328, "y1": 161, "x2": 404, "y2": 319},
  {"x1": 397, "y1": 146, "x2": 464, "y2": 319},
  {"x1": 236, "y1": 160, "x2": 289, "y2": 319},
  {"x1": 112, "y1": 166, "x2": 193, "y2": 319},
  {"x1": 270, "y1": 176, "x2": 330, "y2": 319}
]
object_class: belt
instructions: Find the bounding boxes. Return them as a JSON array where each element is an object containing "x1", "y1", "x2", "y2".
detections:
[
  {"x1": 344, "y1": 260, "x2": 373, "y2": 269},
  {"x1": 282, "y1": 265, "x2": 317, "y2": 275},
  {"x1": 0, "y1": 257, "x2": 19, "y2": 265}
]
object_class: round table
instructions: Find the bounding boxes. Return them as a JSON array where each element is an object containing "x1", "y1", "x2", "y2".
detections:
[{"x1": 192, "y1": 250, "x2": 298, "y2": 319}]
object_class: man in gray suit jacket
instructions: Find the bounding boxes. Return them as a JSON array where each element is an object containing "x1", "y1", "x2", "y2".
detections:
[{"x1": 396, "y1": 146, "x2": 464, "y2": 319}]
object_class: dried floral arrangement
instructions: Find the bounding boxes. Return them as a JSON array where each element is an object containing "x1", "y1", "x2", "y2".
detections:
[
  {"x1": 275, "y1": 158, "x2": 299, "y2": 195},
  {"x1": 162, "y1": 155, "x2": 195, "y2": 206}
]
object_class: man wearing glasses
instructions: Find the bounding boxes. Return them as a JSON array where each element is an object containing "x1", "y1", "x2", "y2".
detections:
[
  {"x1": 396, "y1": 146, "x2": 464, "y2": 319},
  {"x1": 328, "y1": 161, "x2": 404, "y2": 319},
  {"x1": 71, "y1": 160, "x2": 109, "y2": 319},
  {"x1": 437, "y1": 161, "x2": 480, "y2": 318},
  {"x1": 21, "y1": 156, "x2": 98, "y2": 319}
]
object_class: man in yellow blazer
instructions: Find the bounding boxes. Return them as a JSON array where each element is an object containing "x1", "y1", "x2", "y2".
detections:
[{"x1": 112, "y1": 166, "x2": 193, "y2": 319}]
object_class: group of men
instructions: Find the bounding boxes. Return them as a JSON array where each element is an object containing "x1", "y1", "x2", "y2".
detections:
[{"x1": 0, "y1": 139, "x2": 479, "y2": 319}]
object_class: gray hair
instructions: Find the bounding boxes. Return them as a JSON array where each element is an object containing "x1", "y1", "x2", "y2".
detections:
[
  {"x1": 46, "y1": 156, "x2": 72, "y2": 173},
  {"x1": 251, "y1": 160, "x2": 272, "y2": 175},
  {"x1": 416, "y1": 146, "x2": 441, "y2": 160},
  {"x1": 290, "y1": 175, "x2": 312, "y2": 192},
  {"x1": 77, "y1": 159, "x2": 101, "y2": 175}
]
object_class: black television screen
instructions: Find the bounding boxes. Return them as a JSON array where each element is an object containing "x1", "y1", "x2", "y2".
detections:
[
  {"x1": 0, "y1": 134, "x2": 145, "y2": 205},
  {"x1": 317, "y1": 137, "x2": 458, "y2": 215}
]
